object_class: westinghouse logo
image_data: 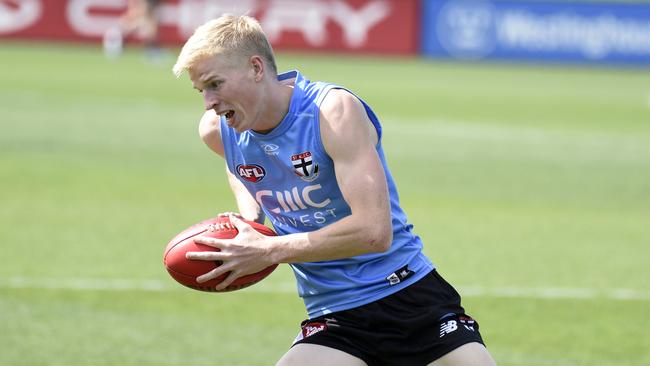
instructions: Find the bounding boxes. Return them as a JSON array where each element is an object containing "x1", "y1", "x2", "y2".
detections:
[{"x1": 437, "y1": 0, "x2": 497, "y2": 60}]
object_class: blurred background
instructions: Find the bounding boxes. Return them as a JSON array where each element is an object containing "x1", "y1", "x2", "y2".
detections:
[{"x1": 1, "y1": 1, "x2": 649, "y2": 365}]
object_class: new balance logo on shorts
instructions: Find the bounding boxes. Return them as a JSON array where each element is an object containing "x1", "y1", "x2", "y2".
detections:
[
  {"x1": 440, "y1": 316, "x2": 477, "y2": 338},
  {"x1": 439, "y1": 320, "x2": 458, "y2": 338}
]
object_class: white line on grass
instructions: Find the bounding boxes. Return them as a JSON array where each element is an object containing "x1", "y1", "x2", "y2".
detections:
[
  {"x1": 456, "y1": 286, "x2": 650, "y2": 301},
  {"x1": 1, "y1": 277, "x2": 169, "y2": 292},
  {"x1": 1, "y1": 276, "x2": 648, "y2": 301},
  {"x1": 382, "y1": 117, "x2": 650, "y2": 154}
]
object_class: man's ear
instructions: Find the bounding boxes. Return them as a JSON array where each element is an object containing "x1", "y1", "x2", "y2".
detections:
[{"x1": 250, "y1": 55, "x2": 265, "y2": 82}]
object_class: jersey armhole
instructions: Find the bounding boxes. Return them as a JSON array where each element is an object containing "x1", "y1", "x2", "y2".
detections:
[{"x1": 314, "y1": 86, "x2": 383, "y2": 159}]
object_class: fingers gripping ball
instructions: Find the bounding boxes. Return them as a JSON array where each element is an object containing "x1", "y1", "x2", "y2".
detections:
[{"x1": 164, "y1": 216, "x2": 278, "y2": 292}]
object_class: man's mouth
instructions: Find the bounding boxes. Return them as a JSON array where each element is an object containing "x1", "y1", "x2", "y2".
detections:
[{"x1": 224, "y1": 110, "x2": 235, "y2": 120}]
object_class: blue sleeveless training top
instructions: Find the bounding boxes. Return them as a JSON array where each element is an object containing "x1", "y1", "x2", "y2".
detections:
[{"x1": 220, "y1": 70, "x2": 434, "y2": 318}]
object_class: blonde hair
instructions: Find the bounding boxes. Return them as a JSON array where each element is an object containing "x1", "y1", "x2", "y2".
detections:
[{"x1": 172, "y1": 15, "x2": 277, "y2": 77}]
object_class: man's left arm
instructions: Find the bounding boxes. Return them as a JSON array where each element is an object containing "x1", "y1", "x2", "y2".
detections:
[
  {"x1": 302, "y1": 88, "x2": 394, "y2": 255},
  {"x1": 189, "y1": 89, "x2": 393, "y2": 289}
]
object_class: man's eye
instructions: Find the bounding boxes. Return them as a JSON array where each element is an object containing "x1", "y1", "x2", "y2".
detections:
[{"x1": 208, "y1": 81, "x2": 221, "y2": 89}]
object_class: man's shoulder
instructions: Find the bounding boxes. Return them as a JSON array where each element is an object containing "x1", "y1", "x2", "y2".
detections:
[
  {"x1": 199, "y1": 110, "x2": 220, "y2": 136},
  {"x1": 320, "y1": 89, "x2": 364, "y2": 126},
  {"x1": 198, "y1": 110, "x2": 224, "y2": 156}
]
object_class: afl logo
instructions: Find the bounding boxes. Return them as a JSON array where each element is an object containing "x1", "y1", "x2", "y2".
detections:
[{"x1": 237, "y1": 164, "x2": 266, "y2": 183}]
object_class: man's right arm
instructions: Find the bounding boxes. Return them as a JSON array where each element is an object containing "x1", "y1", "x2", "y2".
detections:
[
  {"x1": 199, "y1": 110, "x2": 225, "y2": 156},
  {"x1": 198, "y1": 110, "x2": 265, "y2": 223}
]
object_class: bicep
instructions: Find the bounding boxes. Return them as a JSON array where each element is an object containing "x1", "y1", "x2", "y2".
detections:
[
  {"x1": 320, "y1": 91, "x2": 390, "y2": 218},
  {"x1": 335, "y1": 145, "x2": 390, "y2": 216}
]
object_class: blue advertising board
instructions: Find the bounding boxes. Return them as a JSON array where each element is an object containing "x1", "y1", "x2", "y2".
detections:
[{"x1": 421, "y1": 0, "x2": 650, "y2": 65}]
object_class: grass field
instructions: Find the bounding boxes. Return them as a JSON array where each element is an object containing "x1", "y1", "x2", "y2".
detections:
[{"x1": 1, "y1": 41, "x2": 649, "y2": 366}]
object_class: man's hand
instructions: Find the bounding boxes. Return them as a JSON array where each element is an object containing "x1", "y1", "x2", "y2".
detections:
[{"x1": 186, "y1": 214, "x2": 274, "y2": 291}]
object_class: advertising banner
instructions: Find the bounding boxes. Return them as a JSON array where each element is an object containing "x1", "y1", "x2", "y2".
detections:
[
  {"x1": 421, "y1": 0, "x2": 650, "y2": 65},
  {"x1": 0, "y1": 0, "x2": 419, "y2": 55}
]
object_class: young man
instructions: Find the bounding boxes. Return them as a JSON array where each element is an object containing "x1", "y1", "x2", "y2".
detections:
[
  {"x1": 103, "y1": 0, "x2": 163, "y2": 60},
  {"x1": 173, "y1": 15, "x2": 496, "y2": 366}
]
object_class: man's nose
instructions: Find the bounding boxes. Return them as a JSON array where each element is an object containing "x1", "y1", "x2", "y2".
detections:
[{"x1": 203, "y1": 90, "x2": 219, "y2": 111}]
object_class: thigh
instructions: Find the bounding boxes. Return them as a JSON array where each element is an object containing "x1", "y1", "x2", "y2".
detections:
[
  {"x1": 428, "y1": 342, "x2": 496, "y2": 366},
  {"x1": 276, "y1": 343, "x2": 367, "y2": 366}
]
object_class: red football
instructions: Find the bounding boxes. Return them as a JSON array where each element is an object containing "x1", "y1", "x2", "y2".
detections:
[{"x1": 164, "y1": 216, "x2": 278, "y2": 292}]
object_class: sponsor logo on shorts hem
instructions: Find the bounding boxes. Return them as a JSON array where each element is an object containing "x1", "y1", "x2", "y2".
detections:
[{"x1": 301, "y1": 322, "x2": 328, "y2": 338}]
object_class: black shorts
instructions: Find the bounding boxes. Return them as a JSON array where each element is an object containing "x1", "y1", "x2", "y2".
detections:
[{"x1": 292, "y1": 270, "x2": 485, "y2": 366}]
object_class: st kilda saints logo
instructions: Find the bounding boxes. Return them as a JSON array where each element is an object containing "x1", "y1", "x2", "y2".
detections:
[
  {"x1": 291, "y1": 151, "x2": 319, "y2": 182},
  {"x1": 236, "y1": 164, "x2": 266, "y2": 183}
]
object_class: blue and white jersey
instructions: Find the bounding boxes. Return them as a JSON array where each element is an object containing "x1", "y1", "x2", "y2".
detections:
[{"x1": 220, "y1": 70, "x2": 434, "y2": 318}]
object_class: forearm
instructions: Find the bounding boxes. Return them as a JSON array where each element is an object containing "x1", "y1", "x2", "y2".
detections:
[
  {"x1": 236, "y1": 198, "x2": 265, "y2": 224},
  {"x1": 267, "y1": 214, "x2": 392, "y2": 264},
  {"x1": 227, "y1": 167, "x2": 265, "y2": 224}
]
